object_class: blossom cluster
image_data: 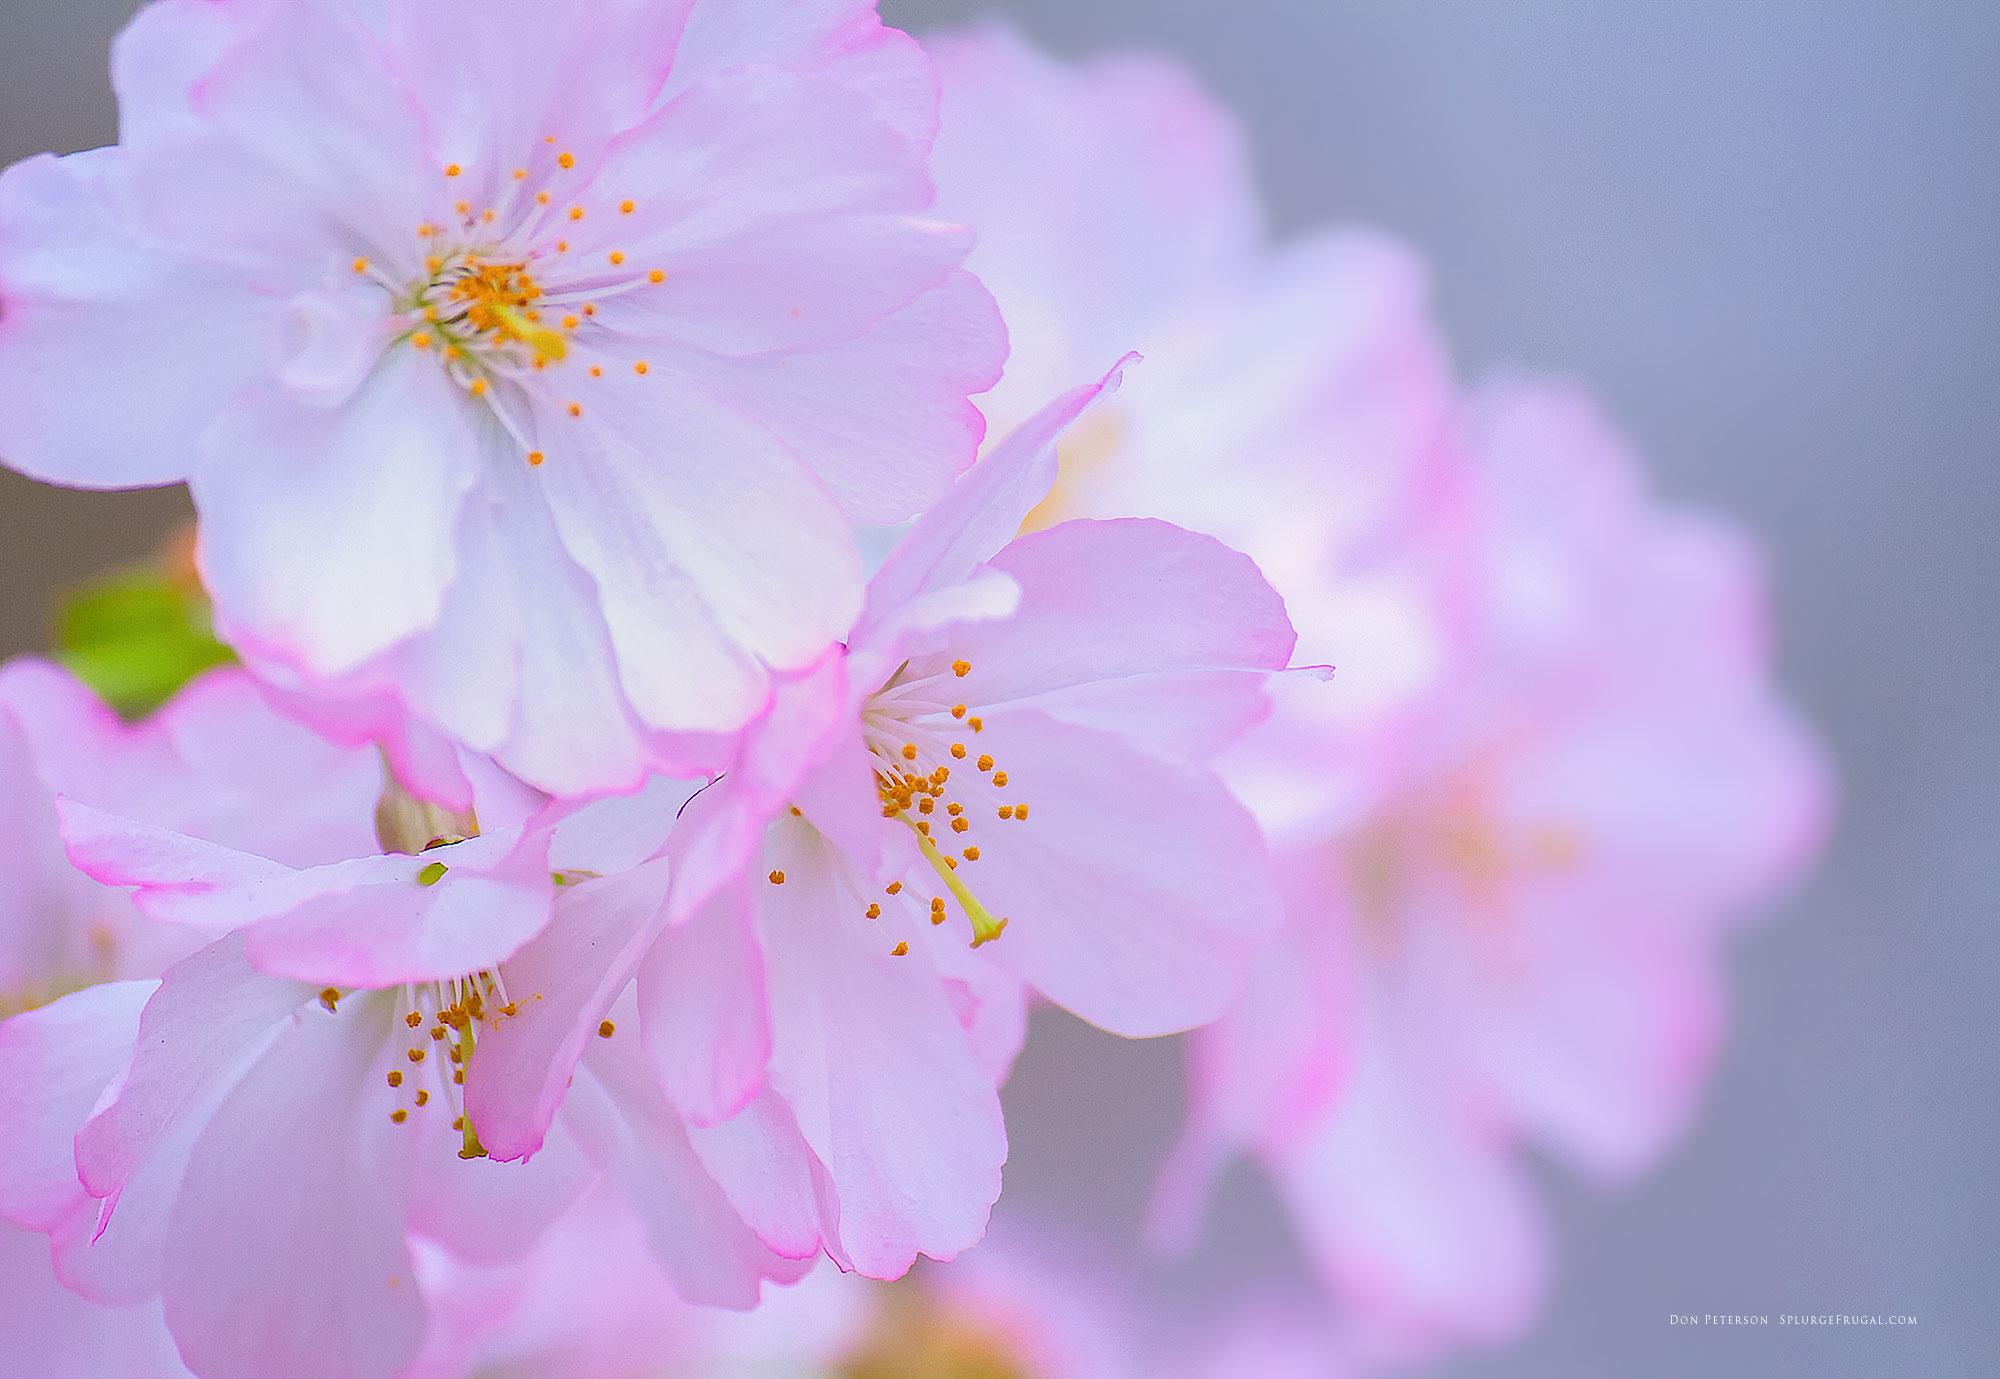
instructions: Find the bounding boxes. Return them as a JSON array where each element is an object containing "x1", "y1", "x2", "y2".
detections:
[{"x1": 0, "y1": 4, "x2": 1827, "y2": 1377}]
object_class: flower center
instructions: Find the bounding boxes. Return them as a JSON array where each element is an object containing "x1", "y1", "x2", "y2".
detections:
[
  {"x1": 351, "y1": 149, "x2": 674, "y2": 467},
  {"x1": 318, "y1": 971, "x2": 525, "y2": 1160},
  {"x1": 858, "y1": 658, "x2": 1028, "y2": 950}
]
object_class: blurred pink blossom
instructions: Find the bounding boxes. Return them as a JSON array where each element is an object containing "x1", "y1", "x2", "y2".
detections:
[{"x1": 929, "y1": 27, "x2": 1831, "y2": 1368}]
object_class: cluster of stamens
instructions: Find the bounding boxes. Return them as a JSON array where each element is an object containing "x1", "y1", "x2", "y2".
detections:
[
  {"x1": 854, "y1": 658, "x2": 1031, "y2": 954},
  {"x1": 320, "y1": 971, "x2": 532, "y2": 1160},
  {"x1": 351, "y1": 143, "x2": 673, "y2": 470}
]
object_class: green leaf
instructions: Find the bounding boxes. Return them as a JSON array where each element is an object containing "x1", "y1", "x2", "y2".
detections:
[{"x1": 54, "y1": 569, "x2": 235, "y2": 719}]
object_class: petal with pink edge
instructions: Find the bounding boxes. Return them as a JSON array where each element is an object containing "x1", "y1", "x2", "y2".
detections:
[{"x1": 947, "y1": 708, "x2": 1281, "y2": 1038}]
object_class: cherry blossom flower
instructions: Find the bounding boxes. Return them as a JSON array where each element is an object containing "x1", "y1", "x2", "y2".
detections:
[
  {"x1": 0, "y1": 0, "x2": 1005, "y2": 794},
  {"x1": 466, "y1": 368, "x2": 1300, "y2": 1280},
  {"x1": 8, "y1": 687, "x2": 807, "y2": 1379},
  {"x1": 1162, "y1": 384, "x2": 1831, "y2": 1364}
]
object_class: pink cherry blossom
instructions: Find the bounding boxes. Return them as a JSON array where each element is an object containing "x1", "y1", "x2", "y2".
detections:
[
  {"x1": 1164, "y1": 384, "x2": 1831, "y2": 1364},
  {"x1": 3, "y1": 680, "x2": 810, "y2": 1379},
  {"x1": 467, "y1": 369, "x2": 1299, "y2": 1281},
  {"x1": 0, "y1": 0, "x2": 1005, "y2": 795},
  {"x1": 39, "y1": 796, "x2": 814, "y2": 1379},
  {"x1": 0, "y1": 1221, "x2": 192, "y2": 1379}
]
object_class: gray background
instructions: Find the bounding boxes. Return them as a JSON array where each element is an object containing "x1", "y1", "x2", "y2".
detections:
[{"x1": 3, "y1": 2, "x2": 1995, "y2": 1375}]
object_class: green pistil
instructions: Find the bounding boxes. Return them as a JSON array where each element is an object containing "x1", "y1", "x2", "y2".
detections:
[{"x1": 907, "y1": 823, "x2": 1008, "y2": 947}]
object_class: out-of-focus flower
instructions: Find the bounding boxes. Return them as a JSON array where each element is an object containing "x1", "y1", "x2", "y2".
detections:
[
  {"x1": 1166, "y1": 386, "x2": 1830, "y2": 1364},
  {"x1": 927, "y1": 28, "x2": 1830, "y2": 1368},
  {"x1": 469, "y1": 369, "x2": 1299, "y2": 1281},
  {"x1": 13, "y1": 692, "x2": 806, "y2": 1379},
  {"x1": 0, "y1": 1221, "x2": 191, "y2": 1379},
  {"x1": 0, "y1": 0, "x2": 1005, "y2": 795}
]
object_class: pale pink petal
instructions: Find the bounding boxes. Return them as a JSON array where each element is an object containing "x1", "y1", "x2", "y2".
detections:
[
  {"x1": 861, "y1": 363, "x2": 1129, "y2": 634},
  {"x1": 684, "y1": 1088, "x2": 827, "y2": 1262},
  {"x1": 637, "y1": 882, "x2": 772, "y2": 1126},
  {"x1": 185, "y1": 1, "x2": 436, "y2": 264},
  {"x1": 929, "y1": 24, "x2": 1259, "y2": 429},
  {"x1": 163, "y1": 996, "x2": 424, "y2": 1379},
  {"x1": 109, "y1": 0, "x2": 249, "y2": 146},
  {"x1": 0, "y1": 981, "x2": 151, "y2": 1231},
  {"x1": 759, "y1": 822, "x2": 1004, "y2": 1277},
  {"x1": 529, "y1": 369, "x2": 859, "y2": 736},
  {"x1": 1274, "y1": 1043, "x2": 1548, "y2": 1362},
  {"x1": 194, "y1": 351, "x2": 481, "y2": 676},
  {"x1": 59, "y1": 801, "x2": 556, "y2": 986},
  {"x1": 0, "y1": 1221, "x2": 191, "y2": 1379},
  {"x1": 666, "y1": 0, "x2": 937, "y2": 147},
  {"x1": 406, "y1": 1113, "x2": 596, "y2": 1267},
  {"x1": 951, "y1": 708, "x2": 1281, "y2": 1037},
  {"x1": 564, "y1": 1030, "x2": 811, "y2": 1307},
  {"x1": 467, "y1": 861, "x2": 673, "y2": 1162},
  {"x1": 662, "y1": 269, "x2": 1005, "y2": 524},
  {"x1": 0, "y1": 151, "x2": 277, "y2": 487}
]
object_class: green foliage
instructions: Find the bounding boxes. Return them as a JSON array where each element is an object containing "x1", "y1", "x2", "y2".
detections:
[{"x1": 54, "y1": 569, "x2": 235, "y2": 719}]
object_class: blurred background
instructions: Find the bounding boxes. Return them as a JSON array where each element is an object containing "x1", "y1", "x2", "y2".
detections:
[{"x1": 2, "y1": 2, "x2": 1994, "y2": 1374}]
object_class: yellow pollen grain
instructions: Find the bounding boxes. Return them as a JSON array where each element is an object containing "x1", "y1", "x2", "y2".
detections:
[
  {"x1": 453, "y1": 1069, "x2": 466, "y2": 1085},
  {"x1": 469, "y1": 378, "x2": 489, "y2": 397},
  {"x1": 768, "y1": 870, "x2": 786, "y2": 885},
  {"x1": 963, "y1": 846, "x2": 980, "y2": 861},
  {"x1": 901, "y1": 743, "x2": 918, "y2": 761},
  {"x1": 558, "y1": 151, "x2": 576, "y2": 170},
  {"x1": 1015, "y1": 804, "x2": 1031, "y2": 821},
  {"x1": 569, "y1": 206, "x2": 585, "y2": 221},
  {"x1": 992, "y1": 771, "x2": 1008, "y2": 788},
  {"x1": 320, "y1": 987, "x2": 341, "y2": 1012},
  {"x1": 950, "y1": 743, "x2": 967, "y2": 760},
  {"x1": 621, "y1": 198, "x2": 636, "y2": 214},
  {"x1": 951, "y1": 817, "x2": 970, "y2": 834},
  {"x1": 598, "y1": 1020, "x2": 616, "y2": 1038},
  {"x1": 391, "y1": 1109, "x2": 408, "y2": 1124},
  {"x1": 528, "y1": 451, "x2": 545, "y2": 467},
  {"x1": 351, "y1": 257, "x2": 370, "y2": 274},
  {"x1": 536, "y1": 190, "x2": 552, "y2": 205},
  {"x1": 589, "y1": 365, "x2": 603, "y2": 378},
  {"x1": 648, "y1": 268, "x2": 666, "y2": 284},
  {"x1": 633, "y1": 360, "x2": 649, "y2": 375},
  {"x1": 998, "y1": 805, "x2": 1014, "y2": 819},
  {"x1": 918, "y1": 797, "x2": 934, "y2": 815},
  {"x1": 892, "y1": 942, "x2": 910, "y2": 957},
  {"x1": 445, "y1": 163, "x2": 463, "y2": 178},
  {"x1": 455, "y1": 200, "x2": 470, "y2": 216},
  {"x1": 977, "y1": 754, "x2": 994, "y2": 772},
  {"x1": 582, "y1": 303, "x2": 597, "y2": 316},
  {"x1": 951, "y1": 704, "x2": 967, "y2": 719},
  {"x1": 408, "y1": 1047, "x2": 426, "y2": 1063},
  {"x1": 430, "y1": 1026, "x2": 446, "y2": 1041},
  {"x1": 968, "y1": 717, "x2": 984, "y2": 733},
  {"x1": 482, "y1": 209, "x2": 496, "y2": 223},
  {"x1": 563, "y1": 315, "x2": 580, "y2": 330},
  {"x1": 405, "y1": 1011, "x2": 423, "y2": 1029},
  {"x1": 387, "y1": 1070, "x2": 404, "y2": 1088},
  {"x1": 608, "y1": 250, "x2": 626, "y2": 266},
  {"x1": 953, "y1": 660, "x2": 971, "y2": 677},
  {"x1": 415, "y1": 1090, "x2": 430, "y2": 1107},
  {"x1": 886, "y1": 881, "x2": 903, "y2": 895},
  {"x1": 568, "y1": 402, "x2": 583, "y2": 417},
  {"x1": 411, "y1": 332, "x2": 433, "y2": 350},
  {"x1": 946, "y1": 802, "x2": 963, "y2": 816},
  {"x1": 789, "y1": 805, "x2": 803, "y2": 816},
  {"x1": 417, "y1": 223, "x2": 436, "y2": 238},
  {"x1": 556, "y1": 239, "x2": 569, "y2": 253},
  {"x1": 512, "y1": 168, "x2": 528, "y2": 181},
  {"x1": 866, "y1": 903, "x2": 881, "y2": 919}
]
